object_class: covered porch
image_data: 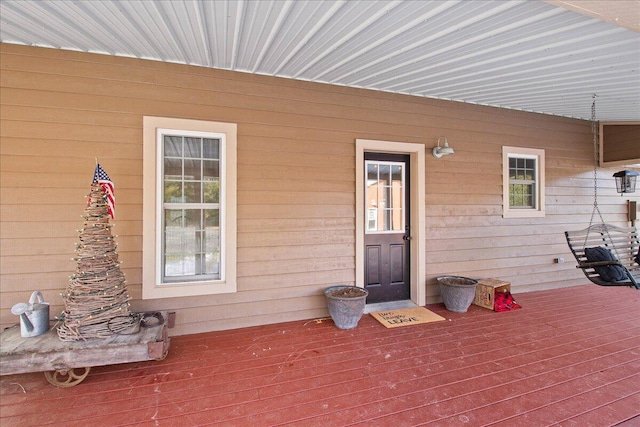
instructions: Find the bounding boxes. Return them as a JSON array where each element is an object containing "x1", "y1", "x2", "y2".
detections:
[{"x1": 1, "y1": 284, "x2": 638, "y2": 426}]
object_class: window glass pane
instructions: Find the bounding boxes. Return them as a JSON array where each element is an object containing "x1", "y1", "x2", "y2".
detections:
[
  {"x1": 391, "y1": 165, "x2": 402, "y2": 183},
  {"x1": 185, "y1": 209, "x2": 201, "y2": 230},
  {"x1": 184, "y1": 137, "x2": 201, "y2": 158},
  {"x1": 391, "y1": 209, "x2": 403, "y2": 231},
  {"x1": 380, "y1": 186, "x2": 390, "y2": 211},
  {"x1": 510, "y1": 185, "x2": 518, "y2": 206},
  {"x1": 379, "y1": 164, "x2": 390, "y2": 186},
  {"x1": 184, "y1": 158, "x2": 201, "y2": 181},
  {"x1": 391, "y1": 170, "x2": 403, "y2": 210},
  {"x1": 164, "y1": 157, "x2": 182, "y2": 179},
  {"x1": 164, "y1": 209, "x2": 189, "y2": 277},
  {"x1": 205, "y1": 209, "x2": 219, "y2": 228},
  {"x1": 204, "y1": 209, "x2": 220, "y2": 277},
  {"x1": 164, "y1": 181, "x2": 182, "y2": 203},
  {"x1": 366, "y1": 163, "x2": 379, "y2": 230},
  {"x1": 183, "y1": 182, "x2": 201, "y2": 203},
  {"x1": 367, "y1": 186, "x2": 378, "y2": 211},
  {"x1": 164, "y1": 136, "x2": 182, "y2": 157},
  {"x1": 205, "y1": 257, "x2": 219, "y2": 275},
  {"x1": 203, "y1": 160, "x2": 219, "y2": 180},
  {"x1": 525, "y1": 159, "x2": 536, "y2": 180},
  {"x1": 391, "y1": 174, "x2": 403, "y2": 231},
  {"x1": 203, "y1": 181, "x2": 219, "y2": 203},
  {"x1": 367, "y1": 163, "x2": 378, "y2": 183},
  {"x1": 509, "y1": 183, "x2": 536, "y2": 208},
  {"x1": 163, "y1": 209, "x2": 210, "y2": 279},
  {"x1": 203, "y1": 138, "x2": 220, "y2": 159},
  {"x1": 383, "y1": 209, "x2": 391, "y2": 230}
]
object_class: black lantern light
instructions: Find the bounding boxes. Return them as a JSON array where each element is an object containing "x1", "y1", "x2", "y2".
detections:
[{"x1": 613, "y1": 170, "x2": 639, "y2": 194}]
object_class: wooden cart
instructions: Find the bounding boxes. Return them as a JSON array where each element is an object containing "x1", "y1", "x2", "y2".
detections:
[{"x1": 0, "y1": 311, "x2": 174, "y2": 387}]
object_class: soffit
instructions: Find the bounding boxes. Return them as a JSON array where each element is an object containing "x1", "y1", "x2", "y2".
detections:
[{"x1": 1, "y1": 0, "x2": 638, "y2": 121}]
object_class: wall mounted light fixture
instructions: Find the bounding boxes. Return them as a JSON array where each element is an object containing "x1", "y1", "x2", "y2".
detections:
[
  {"x1": 613, "y1": 170, "x2": 639, "y2": 194},
  {"x1": 432, "y1": 137, "x2": 454, "y2": 158}
]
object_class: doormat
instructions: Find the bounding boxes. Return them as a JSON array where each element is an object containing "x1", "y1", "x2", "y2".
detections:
[{"x1": 370, "y1": 307, "x2": 446, "y2": 328}]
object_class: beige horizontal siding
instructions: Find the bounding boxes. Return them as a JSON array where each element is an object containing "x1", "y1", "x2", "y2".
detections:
[{"x1": 1, "y1": 43, "x2": 634, "y2": 334}]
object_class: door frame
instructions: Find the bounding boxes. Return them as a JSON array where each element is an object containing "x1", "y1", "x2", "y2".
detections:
[{"x1": 356, "y1": 139, "x2": 426, "y2": 306}]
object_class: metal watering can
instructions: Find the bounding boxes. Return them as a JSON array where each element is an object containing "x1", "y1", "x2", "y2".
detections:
[{"x1": 11, "y1": 291, "x2": 50, "y2": 337}]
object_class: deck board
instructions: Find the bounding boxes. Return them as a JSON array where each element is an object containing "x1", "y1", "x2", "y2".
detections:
[{"x1": 1, "y1": 285, "x2": 639, "y2": 426}]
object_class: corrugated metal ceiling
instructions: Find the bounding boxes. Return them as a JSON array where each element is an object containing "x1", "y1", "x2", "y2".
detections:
[{"x1": 1, "y1": 0, "x2": 639, "y2": 121}]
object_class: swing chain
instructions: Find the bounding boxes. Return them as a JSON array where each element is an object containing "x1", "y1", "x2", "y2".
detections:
[
  {"x1": 589, "y1": 95, "x2": 605, "y2": 226},
  {"x1": 586, "y1": 95, "x2": 620, "y2": 258}
]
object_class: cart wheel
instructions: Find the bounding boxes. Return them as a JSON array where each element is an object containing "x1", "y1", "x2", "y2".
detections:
[{"x1": 44, "y1": 367, "x2": 91, "y2": 387}]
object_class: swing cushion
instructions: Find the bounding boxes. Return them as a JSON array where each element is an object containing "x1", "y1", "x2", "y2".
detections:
[{"x1": 584, "y1": 247, "x2": 627, "y2": 282}]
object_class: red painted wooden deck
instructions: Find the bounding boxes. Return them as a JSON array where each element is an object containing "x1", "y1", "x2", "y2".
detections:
[{"x1": 1, "y1": 284, "x2": 639, "y2": 426}]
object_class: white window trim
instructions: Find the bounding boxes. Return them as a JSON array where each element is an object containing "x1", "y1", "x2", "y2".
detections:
[
  {"x1": 502, "y1": 146, "x2": 545, "y2": 218},
  {"x1": 143, "y1": 116, "x2": 237, "y2": 299}
]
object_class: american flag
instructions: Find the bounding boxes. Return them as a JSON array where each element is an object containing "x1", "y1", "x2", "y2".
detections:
[{"x1": 93, "y1": 163, "x2": 115, "y2": 219}]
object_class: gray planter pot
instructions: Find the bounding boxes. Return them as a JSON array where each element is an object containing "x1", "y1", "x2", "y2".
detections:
[
  {"x1": 324, "y1": 285, "x2": 368, "y2": 329},
  {"x1": 437, "y1": 276, "x2": 478, "y2": 313}
]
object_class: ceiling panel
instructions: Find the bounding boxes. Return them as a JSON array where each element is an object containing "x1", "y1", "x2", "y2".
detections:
[{"x1": 1, "y1": 0, "x2": 638, "y2": 121}]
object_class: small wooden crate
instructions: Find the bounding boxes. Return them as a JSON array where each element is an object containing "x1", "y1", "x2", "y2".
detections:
[{"x1": 473, "y1": 278, "x2": 511, "y2": 310}]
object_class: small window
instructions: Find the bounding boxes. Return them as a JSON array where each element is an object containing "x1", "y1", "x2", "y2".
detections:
[
  {"x1": 502, "y1": 146, "x2": 545, "y2": 218},
  {"x1": 143, "y1": 117, "x2": 237, "y2": 299}
]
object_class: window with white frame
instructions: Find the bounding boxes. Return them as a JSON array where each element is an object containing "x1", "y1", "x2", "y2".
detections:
[
  {"x1": 143, "y1": 117, "x2": 237, "y2": 299},
  {"x1": 502, "y1": 146, "x2": 545, "y2": 218}
]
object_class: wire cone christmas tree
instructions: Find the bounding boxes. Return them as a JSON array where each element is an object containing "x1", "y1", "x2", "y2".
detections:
[{"x1": 58, "y1": 179, "x2": 137, "y2": 341}]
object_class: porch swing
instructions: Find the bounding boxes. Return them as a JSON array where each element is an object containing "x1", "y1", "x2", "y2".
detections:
[{"x1": 564, "y1": 97, "x2": 640, "y2": 290}]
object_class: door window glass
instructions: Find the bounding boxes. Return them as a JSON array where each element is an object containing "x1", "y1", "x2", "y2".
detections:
[{"x1": 366, "y1": 161, "x2": 405, "y2": 232}]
